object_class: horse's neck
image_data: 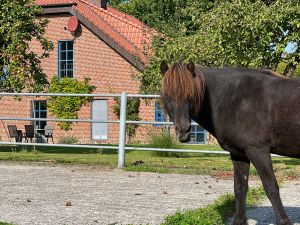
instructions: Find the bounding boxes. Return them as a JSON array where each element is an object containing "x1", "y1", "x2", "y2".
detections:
[{"x1": 193, "y1": 68, "x2": 230, "y2": 137}]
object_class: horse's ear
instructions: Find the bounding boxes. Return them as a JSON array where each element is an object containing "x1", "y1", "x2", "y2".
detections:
[
  {"x1": 160, "y1": 61, "x2": 169, "y2": 75},
  {"x1": 187, "y1": 61, "x2": 196, "y2": 77}
]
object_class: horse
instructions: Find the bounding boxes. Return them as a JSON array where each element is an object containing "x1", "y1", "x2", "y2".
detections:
[{"x1": 160, "y1": 61, "x2": 300, "y2": 225}]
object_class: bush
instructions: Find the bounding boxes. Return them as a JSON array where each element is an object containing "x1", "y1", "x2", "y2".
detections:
[
  {"x1": 58, "y1": 136, "x2": 78, "y2": 144},
  {"x1": 47, "y1": 77, "x2": 96, "y2": 131},
  {"x1": 148, "y1": 131, "x2": 186, "y2": 158}
]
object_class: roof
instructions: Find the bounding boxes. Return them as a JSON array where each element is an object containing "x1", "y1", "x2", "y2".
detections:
[{"x1": 35, "y1": 0, "x2": 155, "y2": 70}]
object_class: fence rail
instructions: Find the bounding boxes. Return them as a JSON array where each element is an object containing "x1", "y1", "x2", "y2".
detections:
[{"x1": 0, "y1": 92, "x2": 230, "y2": 168}]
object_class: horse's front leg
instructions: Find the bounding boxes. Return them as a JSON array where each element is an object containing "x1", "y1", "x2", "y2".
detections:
[
  {"x1": 246, "y1": 150, "x2": 292, "y2": 225},
  {"x1": 231, "y1": 154, "x2": 250, "y2": 225}
]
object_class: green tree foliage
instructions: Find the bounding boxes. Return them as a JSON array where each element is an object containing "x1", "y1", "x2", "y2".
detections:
[
  {"x1": 0, "y1": 0, "x2": 53, "y2": 92},
  {"x1": 110, "y1": 0, "x2": 300, "y2": 94},
  {"x1": 47, "y1": 77, "x2": 96, "y2": 131},
  {"x1": 109, "y1": 0, "x2": 221, "y2": 36}
]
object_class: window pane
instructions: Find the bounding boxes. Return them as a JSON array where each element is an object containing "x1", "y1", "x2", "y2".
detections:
[
  {"x1": 34, "y1": 102, "x2": 39, "y2": 110},
  {"x1": 67, "y1": 41, "x2": 73, "y2": 49},
  {"x1": 67, "y1": 62, "x2": 73, "y2": 70},
  {"x1": 60, "y1": 70, "x2": 67, "y2": 78},
  {"x1": 60, "y1": 41, "x2": 67, "y2": 50},
  {"x1": 67, "y1": 70, "x2": 73, "y2": 78},
  {"x1": 40, "y1": 121, "x2": 47, "y2": 129},
  {"x1": 60, "y1": 51, "x2": 66, "y2": 60},
  {"x1": 60, "y1": 61, "x2": 66, "y2": 71},
  {"x1": 190, "y1": 134, "x2": 196, "y2": 143},
  {"x1": 192, "y1": 125, "x2": 196, "y2": 132},
  {"x1": 67, "y1": 51, "x2": 73, "y2": 60},
  {"x1": 40, "y1": 101, "x2": 47, "y2": 110},
  {"x1": 40, "y1": 112, "x2": 47, "y2": 119},
  {"x1": 197, "y1": 133, "x2": 204, "y2": 143}
]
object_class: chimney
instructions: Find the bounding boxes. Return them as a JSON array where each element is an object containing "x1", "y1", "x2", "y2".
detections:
[{"x1": 100, "y1": 0, "x2": 107, "y2": 10}]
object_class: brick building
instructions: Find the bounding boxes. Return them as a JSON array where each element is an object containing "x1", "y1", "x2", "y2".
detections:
[{"x1": 0, "y1": 0, "x2": 209, "y2": 144}]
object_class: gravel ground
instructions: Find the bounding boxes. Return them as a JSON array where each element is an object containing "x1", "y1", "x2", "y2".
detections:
[
  {"x1": 0, "y1": 163, "x2": 298, "y2": 225},
  {"x1": 246, "y1": 181, "x2": 300, "y2": 225},
  {"x1": 226, "y1": 181, "x2": 300, "y2": 225},
  {"x1": 0, "y1": 162, "x2": 240, "y2": 225}
]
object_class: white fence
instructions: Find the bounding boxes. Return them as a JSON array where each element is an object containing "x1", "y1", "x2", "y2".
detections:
[{"x1": 0, "y1": 92, "x2": 228, "y2": 168}]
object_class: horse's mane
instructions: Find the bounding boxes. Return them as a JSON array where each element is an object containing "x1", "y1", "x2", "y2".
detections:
[
  {"x1": 260, "y1": 69, "x2": 287, "y2": 78},
  {"x1": 162, "y1": 62, "x2": 205, "y2": 115}
]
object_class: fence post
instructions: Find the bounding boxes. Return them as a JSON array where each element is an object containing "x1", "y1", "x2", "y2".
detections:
[{"x1": 118, "y1": 92, "x2": 127, "y2": 168}]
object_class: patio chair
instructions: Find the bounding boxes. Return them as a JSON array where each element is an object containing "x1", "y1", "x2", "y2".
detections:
[
  {"x1": 7, "y1": 125, "x2": 23, "y2": 142},
  {"x1": 44, "y1": 125, "x2": 54, "y2": 143},
  {"x1": 24, "y1": 125, "x2": 35, "y2": 143}
]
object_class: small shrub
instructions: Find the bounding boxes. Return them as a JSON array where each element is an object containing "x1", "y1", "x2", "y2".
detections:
[
  {"x1": 58, "y1": 136, "x2": 78, "y2": 144},
  {"x1": 48, "y1": 77, "x2": 96, "y2": 131},
  {"x1": 148, "y1": 131, "x2": 186, "y2": 158}
]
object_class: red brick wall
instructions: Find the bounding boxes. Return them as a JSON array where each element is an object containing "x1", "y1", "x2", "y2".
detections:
[
  {"x1": 0, "y1": 13, "x2": 213, "y2": 145},
  {"x1": 0, "y1": 13, "x2": 148, "y2": 144}
]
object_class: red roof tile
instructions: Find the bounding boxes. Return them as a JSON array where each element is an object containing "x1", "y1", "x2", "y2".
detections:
[
  {"x1": 35, "y1": 0, "x2": 154, "y2": 64},
  {"x1": 35, "y1": 0, "x2": 76, "y2": 6}
]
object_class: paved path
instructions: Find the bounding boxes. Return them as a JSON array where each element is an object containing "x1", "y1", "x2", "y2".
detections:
[{"x1": 0, "y1": 162, "x2": 239, "y2": 225}]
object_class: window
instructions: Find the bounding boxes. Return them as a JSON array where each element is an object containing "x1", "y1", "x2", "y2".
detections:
[
  {"x1": 1, "y1": 65, "x2": 9, "y2": 81},
  {"x1": 32, "y1": 100, "x2": 47, "y2": 129},
  {"x1": 190, "y1": 122, "x2": 206, "y2": 144},
  {"x1": 155, "y1": 101, "x2": 165, "y2": 126},
  {"x1": 58, "y1": 41, "x2": 74, "y2": 78}
]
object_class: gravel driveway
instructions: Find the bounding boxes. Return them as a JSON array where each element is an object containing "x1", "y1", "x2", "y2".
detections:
[
  {"x1": 246, "y1": 181, "x2": 300, "y2": 225},
  {"x1": 0, "y1": 162, "x2": 298, "y2": 225},
  {"x1": 0, "y1": 162, "x2": 237, "y2": 225}
]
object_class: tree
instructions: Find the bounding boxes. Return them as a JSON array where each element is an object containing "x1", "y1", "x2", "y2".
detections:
[
  {"x1": 110, "y1": 0, "x2": 300, "y2": 93},
  {"x1": 0, "y1": 0, "x2": 53, "y2": 92},
  {"x1": 109, "y1": 0, "x2": 222, "y2": 36}
]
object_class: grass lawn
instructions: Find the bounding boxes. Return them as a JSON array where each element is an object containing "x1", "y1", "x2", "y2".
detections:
[{"x1": 0, "y1": 144, "x2": 299, "y2": 179}]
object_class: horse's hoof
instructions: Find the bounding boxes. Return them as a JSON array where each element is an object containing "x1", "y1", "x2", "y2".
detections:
[{"x1": 277, "y1": 218, "x2": 292, "y2": 225}]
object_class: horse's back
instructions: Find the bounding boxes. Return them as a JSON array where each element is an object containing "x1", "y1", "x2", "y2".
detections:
[{"x1": 199, "y1": 66, "x2": 300, "y2": 158}]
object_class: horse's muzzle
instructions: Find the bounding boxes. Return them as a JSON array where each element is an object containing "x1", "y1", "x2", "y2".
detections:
[{"x1": 178, "y1": 132, "x2": 191, "y2": 143}]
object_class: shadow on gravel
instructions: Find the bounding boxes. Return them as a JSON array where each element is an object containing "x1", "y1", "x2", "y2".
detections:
[{"x1": 247, "y1": 206, "x2": 300, "y2": 225}]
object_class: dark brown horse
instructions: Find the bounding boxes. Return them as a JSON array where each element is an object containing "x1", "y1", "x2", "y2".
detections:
[{"x1": 160, "y1": 61, "x2": 300, "y2": 225}]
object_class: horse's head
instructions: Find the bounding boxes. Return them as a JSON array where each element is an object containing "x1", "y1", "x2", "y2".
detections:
[{"x1": 160, "y1": 61, "x2": 205, "y2": 143}]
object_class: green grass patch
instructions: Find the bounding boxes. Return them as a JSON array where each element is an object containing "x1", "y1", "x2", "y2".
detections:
[
  {"x1": 148, "y1": 131, "x2": 186, "y2": 158},
  {"x1": 161, "y1": 186, "x2": 266, "y2": 225},
  {"x1": 0, "y1": 222, "x2": 14, "y2": 225},
  {"x1": 0, "y1": 144, "x2": 299, "y2": 178}
]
